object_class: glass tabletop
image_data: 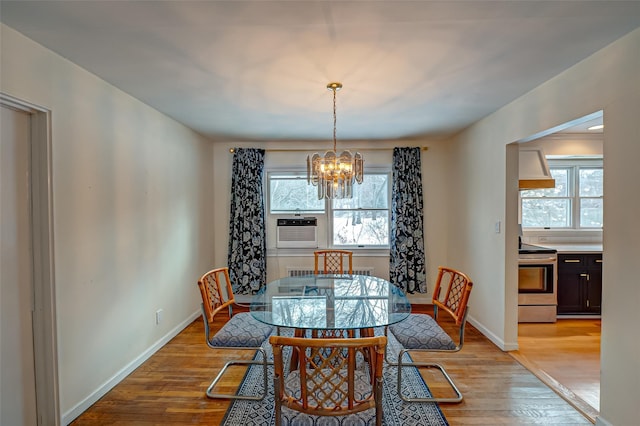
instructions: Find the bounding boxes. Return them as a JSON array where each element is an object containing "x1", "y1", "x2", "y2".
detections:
[{"x1": 250, "y1": 274, "x2": 411, "y2": 330}]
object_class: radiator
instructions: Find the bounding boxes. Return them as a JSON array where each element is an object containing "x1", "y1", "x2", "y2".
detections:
[{"x1": 286, "y1": 267, "x2": 374, "y2": 277}]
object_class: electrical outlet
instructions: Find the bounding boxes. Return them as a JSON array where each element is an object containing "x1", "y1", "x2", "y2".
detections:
[
  {"x1": 155, "y1": 309, "x2": 163, "y2": 325},
  {"x1": 494, "y1": 221, "x2": 501, "y2": 233}
]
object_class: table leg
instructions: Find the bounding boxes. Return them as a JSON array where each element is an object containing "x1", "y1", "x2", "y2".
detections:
[
  {"x1": 360, "y1": 327, "x2": 376, "y2": 385},
  {"x1": 288, "y1": 328, "x2": 306, "y2": 371}
]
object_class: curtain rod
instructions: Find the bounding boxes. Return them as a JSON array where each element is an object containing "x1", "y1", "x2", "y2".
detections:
[{"x1": 228, "y1": 147, "x2": 428, "y2": 153}]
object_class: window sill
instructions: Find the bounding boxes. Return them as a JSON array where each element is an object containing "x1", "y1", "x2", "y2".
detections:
[{"x1": 267, "y1": 247, "x2": 390, "y2": 257}]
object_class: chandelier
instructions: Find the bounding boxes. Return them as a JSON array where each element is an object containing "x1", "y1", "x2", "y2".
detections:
[{"x1": 307, "y1": 82, "x2": 364, "y2": 199}]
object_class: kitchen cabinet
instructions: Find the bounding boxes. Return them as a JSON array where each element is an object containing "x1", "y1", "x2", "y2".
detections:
[{"x1": 557, "y1": 253, "x2": 602, "y2": 315}]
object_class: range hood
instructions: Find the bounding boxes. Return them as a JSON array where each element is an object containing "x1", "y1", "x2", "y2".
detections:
[{"x1": 519, "y1": 148, "x2": 555, "y2": 190}]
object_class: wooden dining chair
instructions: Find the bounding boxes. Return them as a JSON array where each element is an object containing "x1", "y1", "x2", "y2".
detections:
[
  {"x1": 197, "y1": 267, "x2": 274, "y2": 400},
  {"x1": 270, "y1": 335, "x2": 387, "y2": 426},
  {"x1": 387, "y1": 266, "x2": 473, "y2": 403},
  {"x1": 314, "y1": 249, "x2": 353, "y2": 274}
]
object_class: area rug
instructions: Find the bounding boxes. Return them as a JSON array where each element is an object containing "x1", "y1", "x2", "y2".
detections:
[{"x1": 221, "y1": 328, "x2": 449, "y2": 426}]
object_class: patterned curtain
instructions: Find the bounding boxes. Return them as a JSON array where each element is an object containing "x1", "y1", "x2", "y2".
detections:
[
  {"x1": 227, "y1": 148, "x2": 266, "y2": 295},
  {"x1": 389, "y1": 147, "x2": 427, "y2": 294}
]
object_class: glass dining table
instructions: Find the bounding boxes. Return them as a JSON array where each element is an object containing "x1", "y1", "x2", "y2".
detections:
[
  {"x1": 250, "y1": 274, "x2": 411, "y2": 331},
  {"x1": 250, "y1": 274, "x2": 411, "y2": 378}
]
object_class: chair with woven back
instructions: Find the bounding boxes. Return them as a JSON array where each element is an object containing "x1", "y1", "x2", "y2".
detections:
[
  {"x1": 314, "y1": 249, "x2": 353, "y2": 274},
  {"x1": 387, "y1": 266, "x2": 474, "y2": 403},
  {"x1": 311, "y1": 250, "x2": 357, "y2": 342},
  {"x1": 196, "y1": 266, "x2": 274, "y2": 400},
  {"x1": 270, "y1": 335, "x2": 387, "y2": 426}
]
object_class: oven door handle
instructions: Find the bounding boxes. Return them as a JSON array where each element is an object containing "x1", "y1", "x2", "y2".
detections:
[{"x1": 518, "y1": 257, "x2": 557, "y2": 264}]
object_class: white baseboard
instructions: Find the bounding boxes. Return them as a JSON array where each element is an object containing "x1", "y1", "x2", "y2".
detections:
[
  {"x1": 595, "y1": 415, "x2": 611, "y2": 426},
  {"x1": 467, "y1": 315, "x2": 519, "y2": 351},
  {"x1": 61, "y1": 310, "x2": 201, "y2": 425}
]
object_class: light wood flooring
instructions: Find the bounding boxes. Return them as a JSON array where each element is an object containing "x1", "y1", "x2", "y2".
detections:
[
  {"x1": 70, "y1": 306, "x2": 593, "y2": 425},
  {"x1": 510, "y1": 318, "x2": 601, "y2": 423}
]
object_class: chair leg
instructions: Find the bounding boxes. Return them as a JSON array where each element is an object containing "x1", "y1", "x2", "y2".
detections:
[
  {"x1": 374, "y1": 377, "x2": 383, "y2": 426},
  {"x1": 274, "y1": 376, "x2": 282, "y2": 426},
  {"x1": 206, "y1": 347, "x2": 270, "y2": 401},
  {"x1": 383, "y1": 327, "x2": 399, "y2": 366},
  {"x1": 384, "y1": 344, "x2": 399, "y2": 365},
  {"x1": 397, "y1": 348, "x2": 463, "y2": 403}
]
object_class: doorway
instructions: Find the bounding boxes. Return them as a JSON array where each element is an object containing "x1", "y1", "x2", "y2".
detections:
[
  {"x1": 0, "y1": 94, "x2": 59, "y2": 425},
  {"x1": 510, "y1": 111, "x2": 603, "y2": 421}
]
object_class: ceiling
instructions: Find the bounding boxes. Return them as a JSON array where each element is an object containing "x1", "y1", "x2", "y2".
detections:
[
  {"x1": 557, "y1": 114, "x2": 603, "y2": 134},
  {"x1": 2, "y1": 1, "x2": 638, "y2": 142}
]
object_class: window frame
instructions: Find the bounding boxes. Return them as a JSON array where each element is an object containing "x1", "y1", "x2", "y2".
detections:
[
  {"x1": 328, "y1": 170, "x2": 391, "y2": 248},
  {"x1": 267, "y1": 168, "x2": 391, "y2": 249},
  {"x1": 267, "y1": 171, "x2": 326, "y2": 215},
  {"x1": 576, "y1": 165, "x2": 604, "y2": 228},
  {"x1": 520, "y1": 158, "x2": 603, "y2": 230}
]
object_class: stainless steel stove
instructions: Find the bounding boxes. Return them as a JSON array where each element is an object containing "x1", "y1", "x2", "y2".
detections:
[{"x1": 518, "y1": 243, "x2": 558, "y2": 323}]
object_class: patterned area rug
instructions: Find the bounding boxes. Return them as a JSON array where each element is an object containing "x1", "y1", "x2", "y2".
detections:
[{"x1": 221, "y1": 328, "x2": 449, "y2": 426}]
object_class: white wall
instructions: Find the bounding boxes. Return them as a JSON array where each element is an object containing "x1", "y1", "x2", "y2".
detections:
[
  {"x1": 450, "y1": 28, "x2": 640, "y2": 425},
  {"x1": 211, "y1": 139, "x2": 453, "y2": 304},
  {"x1": 1, "y1": 24, "x2": 215, "y2": 423}
]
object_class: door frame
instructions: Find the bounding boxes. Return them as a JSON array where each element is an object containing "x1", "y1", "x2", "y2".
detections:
[{"x1": 1, "y1": 93, "x2": 59, "y2": 425}]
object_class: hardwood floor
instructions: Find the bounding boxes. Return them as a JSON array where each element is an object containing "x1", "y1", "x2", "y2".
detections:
[
  {"x1": 70, "y1": 307, "x2": 593, "y2": 425},
  {"x1": 510, "y1": 319, "x2": 601, "y2": 423}
]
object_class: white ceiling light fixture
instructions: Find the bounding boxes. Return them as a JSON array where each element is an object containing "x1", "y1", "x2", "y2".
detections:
[
  {"x1": 588, "y1": 124, "x2": 604, "y2": 131},
  {"x1": 307, "y1": 82, "x2": 364, "y2": 199}
]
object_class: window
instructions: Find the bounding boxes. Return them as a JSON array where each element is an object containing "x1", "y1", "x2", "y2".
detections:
[
  {"x1": 269, "y1": 173, "x2": 325, "y2": 214},
  {"x1": 268, "y1": 171, "x2": 390, "y2": 247},
  {"x1": 521, "y1": 159, "x2": 603, "y2": 229},
  {"x1": 331, "y1": 173, "x2": 389, "y2": 246},
  {"x1": 578, "y1": 167, "x2": 604, "y2": 227}
]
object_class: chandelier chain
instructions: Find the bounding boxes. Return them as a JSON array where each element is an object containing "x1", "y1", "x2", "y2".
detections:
[{"x1": 332, "y1": 86, "x2": 337, "y2": 153}]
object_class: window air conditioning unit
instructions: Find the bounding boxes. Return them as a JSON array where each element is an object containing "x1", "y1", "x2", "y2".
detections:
[{"x1": 276, "y1": 218, "x2": 318, "y2": 248}]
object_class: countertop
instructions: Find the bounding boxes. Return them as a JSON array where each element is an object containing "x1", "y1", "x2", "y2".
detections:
[{"x1": 542, "y1": 244, "x2": 603, "y2": 253}]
